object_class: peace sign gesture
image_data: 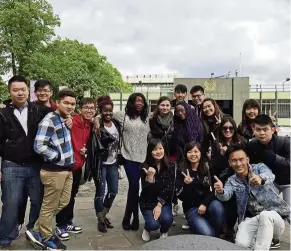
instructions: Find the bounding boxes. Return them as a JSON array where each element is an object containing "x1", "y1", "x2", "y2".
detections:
[
  {"x1": 182, "y1": 169, "x2": 193, "y2": 184},
  {"x1": 215, "y1": 114, "x2": 222, "y2": 124},
  {"x1": 268, "y1": 109, "x2": 277, "y2": 124}
]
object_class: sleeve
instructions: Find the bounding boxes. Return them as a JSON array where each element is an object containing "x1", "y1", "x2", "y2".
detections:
[
  {"x1": 113, "y1": 111, "x2": 125, "y2": 126},
  {"x1": 157, "y1": 166, "x2": 175, "y2": 205},
  {"x1": 215, "y1": 179, "x2": 234, "y2": 201},
  {"x1": 0, "y1": 112, "x2": 5, "y2": 155},
  {"x1": 262, "y1": 137, "x2": 290, "y2": 177},
  {"x1": 256, "y1": 163, "x2": 275, "y2": 185},
  {"x1": 34, "y1": 118, "x2": 59, "y2": 161}
]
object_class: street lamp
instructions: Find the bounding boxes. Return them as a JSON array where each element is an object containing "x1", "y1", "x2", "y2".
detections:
[{"x1": 282, "y1": 78, "x2": 290, "y2": 91}]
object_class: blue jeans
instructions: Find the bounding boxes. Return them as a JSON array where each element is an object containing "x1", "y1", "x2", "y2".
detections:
[
  {"x1": 123, "y1": 160, "x2": 141, "y2": 221},
  {"x1": 0, "y1": 161, "x2": 42, "y2": 244},
  {"x1": 141, "y1": 205, "x2": 173, "y2": 233},
  {"x1": 186, "y1": 200, "x2": 225, "y2": 237},
  {"x1": 94, "y1": 163, "x2": 118, "y2": 213}
]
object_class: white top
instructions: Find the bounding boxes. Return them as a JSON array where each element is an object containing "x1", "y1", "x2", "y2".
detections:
[
  {"x1": 14, "y1": 104, "x2": 28, "y2": 135},
  {"x1": 103, "y1": 122, "x2": 119, "y2": 165}
]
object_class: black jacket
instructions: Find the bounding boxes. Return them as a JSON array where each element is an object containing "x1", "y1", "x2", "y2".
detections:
[
  {"x1": 139, "y1": 161, "x2": 176, "y2": 211},
  {"x1": 176, "y1": 162, "x2": 216, "y2": 214},
  {"x1": 0, "y1": 100, "x2": 52, "y2": 167},
  {"x1": 247, "y1": 134, "x2": 290, "y2": 185}
]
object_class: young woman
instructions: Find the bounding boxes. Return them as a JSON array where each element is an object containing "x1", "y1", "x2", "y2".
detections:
[
  {"x1": 149, "y1": 96, "x2": 174, "y2": 159},
  {"x1": 237, "y1": 99, "x2": 261, "y2": 141},
  {"x1": 173, "y1": 101, "x2": 203, "y2": 162},
  {"x1": 139, "y1": 138, "x2": 175, "y2": 242},
  {"x1": 113, "y1": 93, "x2": 150, "y2": 231},
  {"x1": 211, "y1": 116, "x2": 246, "y2": 241},
  {"x1": 176, "y1": 141, "x2": 225, "y2": 237},
  {"x1": 93, "y1": 96, "x2": 120, "y2": 233}
]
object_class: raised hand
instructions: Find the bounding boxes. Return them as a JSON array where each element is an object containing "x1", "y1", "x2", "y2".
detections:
[
  {"x1": 143, "y1": 167, "x2": 156, "y2": 179},
  {"x1": 64, "y1": 115, "x2": 73, "y2": 129},
  {"x1": 249, "y1": 170, "x2": 262, "y2": 186},
  {"x1": 214, "y1": 175, "x2": 224, "y2": 193},
  {"x1": 219, "y1": 144, "x2": 228, "y2": 155},
  {"x1": 268, "y1": 109, "x2": 277, "y2": 124},
  {"x1": 182, "y1": 169, "x2": 193, "y2": 184},
  {"x1": 215, "y1": 114, "x2": 222, "y2": 124}
]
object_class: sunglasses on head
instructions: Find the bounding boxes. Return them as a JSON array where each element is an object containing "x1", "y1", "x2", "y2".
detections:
[{"x1": 222, "y1": 126, "x2": 234, "y2": 131}]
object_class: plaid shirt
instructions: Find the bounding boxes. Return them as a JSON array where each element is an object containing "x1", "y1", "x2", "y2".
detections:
[{"x1": 34, "y1": 112, "x2": 74, "y2": 169}]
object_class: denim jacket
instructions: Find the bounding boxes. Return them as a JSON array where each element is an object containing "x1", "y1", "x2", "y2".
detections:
[{"x1": 216, "y1": 163, "x2": 290, "y2": 224}]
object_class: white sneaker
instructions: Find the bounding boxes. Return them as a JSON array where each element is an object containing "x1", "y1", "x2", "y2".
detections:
[
  {"x1": 173, "y1": 204, "x2": 180, "y2": 216},
  {"x1": 160, "y1": 232, "x2": 168, "y2": 238},
  {"x1": 141, "y1": 229, "x2": 151, "y2": 242},
  {"x1": 182, "y1": 224, "x2": 190, "y2": 230}
]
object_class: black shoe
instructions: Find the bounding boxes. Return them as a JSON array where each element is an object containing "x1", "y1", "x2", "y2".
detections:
[
  {"x1": 130, "y1": 219, "x2": 139, "y2": 231},
  {"x1": 98, "y1": 221, "x2": 107, "y2": 233},
  {"x1": 104, "y1": 218, "x2": 114, "y2": 229},
  {"x1": 122, "y1": 218, "x2": 131, "y2": 231},
  {"x1": 270, "y1": 238, "x2": 280, "y2": 249}
]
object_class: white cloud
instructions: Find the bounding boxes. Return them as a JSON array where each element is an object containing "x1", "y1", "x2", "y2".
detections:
[{"x1": 48, "y1": 0, "x2": 290, "y2": 86}]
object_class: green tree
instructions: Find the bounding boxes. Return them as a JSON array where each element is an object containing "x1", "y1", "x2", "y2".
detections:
[
  {"x1": 0, "y1": 78, "x2": 9, "y2": 102},
  {"x1": 0, "y1": 0, "x2": 60, "y2": 76},
  {"x1": 24, "y1": 39, "x2": 131, "y2": 99}
]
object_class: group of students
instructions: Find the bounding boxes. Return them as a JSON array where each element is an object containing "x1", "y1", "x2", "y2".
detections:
[{"x1": 0, "y1": 76, "x2": 289, "y2": 251}]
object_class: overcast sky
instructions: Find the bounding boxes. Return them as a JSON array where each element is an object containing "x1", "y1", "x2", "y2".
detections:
[{"x1": 48, "y1": 0, "x2": 290, "y2": 87}]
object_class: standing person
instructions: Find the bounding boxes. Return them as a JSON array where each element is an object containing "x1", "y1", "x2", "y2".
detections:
[
  {"x1": 190, "y1": 85, "x2": 205, "y2": 117},
  {"x1": 237, "y1": 99, "x2": 261, "y2": 141},
  {"x1": 247, "y1": 114, "x2": 290, "y2": 205},
  {"x1": 215, "y1": 143, "x2": 290, "y2": 250},
  {"x1": 139, "y1": 138, "x2": 175, "y2": 242},
  {"x1": 113, "y1": 93, "x2": 150, "y2": 231},
  {"x1": 171, "y1": 84, "x2": 189, "y2": 108},
  {"x1": 0, "y1": 76, "x2": 52, "y2": 249},
  {"x1": 17, "y1": 79, "x2": 57, "y2": 235},
  {"x1": 55, "y1": 98, "x2": 96, "y2": 240},
  {"x1": 92, "y1": 96, "x2": 120, "y2": 233},
  {"x1": 176, "y1": 141, "x2": 225, "y2": 237},
  {"x1": 26, "y1": 89, "x2": 76, "y2": 250}
]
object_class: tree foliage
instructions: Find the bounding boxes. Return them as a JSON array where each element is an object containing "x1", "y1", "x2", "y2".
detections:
[
  {"x1": 0, "y1": 0, "x2": 60, "y2": 75},
  {"x1": 25, "y1": 39, "x2": 131, "y2": 99},
  {"x1": 0, "y1": 78, "x2": 9, "y2": 102}
]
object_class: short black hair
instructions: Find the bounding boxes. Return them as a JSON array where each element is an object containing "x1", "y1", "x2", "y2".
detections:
[
  {"x1": 190, "y1": 85, "x2": 204, "y2": 95},
  {"x1": 57, "y1": 88, "x2": 76, "y2": 101},
  {"x1": 174, "y1": 84, "x2": 187, "y2": 93},
  {"x1": 227, "y1": 143, "x2": 247, "y2": 159},
  {"x1": 8, "y1": 75, "x2": 28, "y2": 90},
  {"x1": 34, "y1": 80, "x2": 52, "y2": 92},
  {"x1": 254, "y1": 114, "x2": 273, "y2": 127},
  {"x1": 79, "y1": 97, "x2": 96, "y2": 108}
]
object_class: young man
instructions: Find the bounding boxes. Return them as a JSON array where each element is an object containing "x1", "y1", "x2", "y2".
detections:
[
  {"x1": 34, "y1": 79, "x2": 57, "y2": 109},
  {"x1": 215, "y1": 143, "x2": 290, "y2": 250},
  {"x1": 26, "y1": 89, "x2": 76, "y2": 250},
  {"x1": 247, "y1": 114, "x2": 290, "y2": 205},
  {"x1": 171, "y1": 84, "x2": 188, "y2": 108},
  {"x1": 55, "y1": 98, "x2": 96, "y2": 241},
  {"x1": 17, "y1": 79, "x2": 57, "y2": 235},
  {"x1": 190, "y1": 85, "x2": 205, "y2": 117},
  {"x1": 0, "y1": 76, "x2": 52, "y2": 249}
]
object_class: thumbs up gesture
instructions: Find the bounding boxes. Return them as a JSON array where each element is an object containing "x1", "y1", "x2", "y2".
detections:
[
  {"x1": 143, "y1": 167, "x2": 156, "y2": 181},
  {"x1": 214, "y1": 175, "x2": 224, "y2": 194},
  {"x1": 249, "y1": 170, "x2": 262, "y2": 186},
  {"x1": 182, "y1": 169, "x2": 193, "y2": 184}
]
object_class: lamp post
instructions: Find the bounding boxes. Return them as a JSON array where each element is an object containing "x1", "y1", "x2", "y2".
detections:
[{"x1": 282, "y1": 78, "x2": 290, "y2": 91}]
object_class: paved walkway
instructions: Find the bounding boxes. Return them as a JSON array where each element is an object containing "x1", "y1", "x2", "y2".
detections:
[{"x1": 3, "y1": 178, "x2": 291, "y2": 250}]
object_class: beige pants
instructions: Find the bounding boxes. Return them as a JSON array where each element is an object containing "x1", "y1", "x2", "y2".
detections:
[{"x1": 34, "y1": 169, "x2": 73, "y2": 240}]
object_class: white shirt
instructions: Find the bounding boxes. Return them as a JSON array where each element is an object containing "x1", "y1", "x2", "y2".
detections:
[
  {"x1": 103, "y1": 122, "x2": 119, "y2": 165},
  {"x1": 14, "y1": 103, "x2": 28, "y2": 135}
]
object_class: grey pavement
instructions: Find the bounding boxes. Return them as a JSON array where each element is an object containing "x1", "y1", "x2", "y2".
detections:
[{"x1": 2, "y1": 178, "x2": 291, "y2": 250}]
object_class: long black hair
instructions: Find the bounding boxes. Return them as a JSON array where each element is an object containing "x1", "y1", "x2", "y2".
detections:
[
  {"x1": 218, "y1": 116, "x2": 244, "y2": 145},
  {"x1": 144, "y1": 138, "x2": 169, "y2": 173},
  {"x1": 180, "y1": 141, "x2": 209, "y2": 178},
  {"x1": 125, "y1": 92, "x2": 148, "y2": 123}
]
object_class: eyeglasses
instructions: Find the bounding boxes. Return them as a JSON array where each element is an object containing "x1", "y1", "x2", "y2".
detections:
[
  {"x1": 222, "y1": 126, "x2": 234, "y2": 132},
  {"x1": 82, "y1": 106, "x2": 95, "y2": 111}
]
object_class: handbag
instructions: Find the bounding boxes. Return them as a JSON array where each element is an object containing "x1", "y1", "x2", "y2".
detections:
[{"x1": 117, "y1": 114, "x2": 126, "y2": 166}]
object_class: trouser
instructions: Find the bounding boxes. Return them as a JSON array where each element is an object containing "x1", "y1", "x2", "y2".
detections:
[
  {"x1": 235, "y1": 211, "x2": 285, "y2": 251},
  {"x1": 123, "y1": 160, "x2": 141, "y2": 221},
  {"x1": 34, "y1": 169, "x2": 73, "y2": 240},
  {"x1": 18, "y1": 192, "x2": 28, "y2": 225},
  {"x1": 141, "y1": 205, "x2": 173, "y2": 233},
  {"x1": 56, "y1": 169, "x2": 82, "y2": 228},
  {"x1": 276, "y1": 184, "x2": 290, "y2": 206},
  {"x1": 94, "y1": 163, "x2": 118, "y2": 214},
  {"x1": 0, "y1": 161, "x2": 42, "y2": 245}
]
